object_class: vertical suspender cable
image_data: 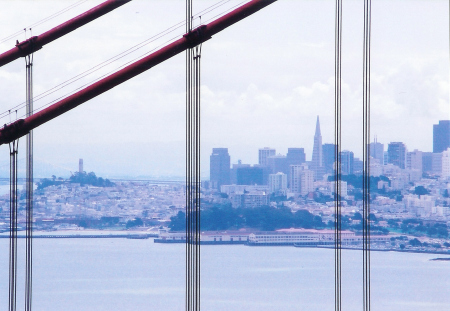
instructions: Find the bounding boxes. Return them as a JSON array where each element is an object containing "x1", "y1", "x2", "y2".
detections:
[
  {"x1": 186, "y1": 1, "x2": 201, "y2": 310},
  {"x1": 334, "y1": 1, "x2": 342, "y2": 311},
  {"x1": 8, "y1": 139, "x2": 19, "y2": 311},
  {"x1": 362, "y1": 0, "x2": 371, "y2": 310},
  {"x1": 186, "y1": 2, "x2": 192, "y2": 310},
  {"x1": 25, "y1": 51, "x2": 34, "y2": 311}
]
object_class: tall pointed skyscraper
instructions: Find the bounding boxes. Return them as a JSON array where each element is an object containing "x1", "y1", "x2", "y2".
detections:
[{"x1": 311, "y1": 115, "x2": 324, "y2": 180}]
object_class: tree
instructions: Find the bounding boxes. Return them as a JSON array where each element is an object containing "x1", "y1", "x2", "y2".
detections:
[
  {"x1": 352, "y1": 212, "x2": 363, "y2": 220},
  {"x1": 414, "y1": 186, "x2": 429, "y2": 197},
  {"x1": 126, "y1": 218, "x2": 143, "y2": 229},
  {"x1": 79, "y1": 220, "x2": 88, "y2": 228},
  {"x1": 169, "y1": 211, "x2": 186, "y2": 231},
  {"x1": 409, "y1": 238, "x2": 422, "y2": 247}
]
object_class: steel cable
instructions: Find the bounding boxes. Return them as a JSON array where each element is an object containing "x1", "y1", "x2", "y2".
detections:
[
  {"x1": 334, "y1": 1, "x2": 342, "y2": 311},
  {"x1": 362, "y1": 1, "x2": 372, "y2": 310}
]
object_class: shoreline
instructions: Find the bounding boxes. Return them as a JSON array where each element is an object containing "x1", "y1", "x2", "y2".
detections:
[{"x1": 1, "y1": 229, "x2": 449, "y2": 256}]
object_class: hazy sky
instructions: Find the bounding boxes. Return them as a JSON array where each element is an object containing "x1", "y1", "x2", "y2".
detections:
[{"x1": 0, "y1": 0, "x2": 448, "y2": 178}]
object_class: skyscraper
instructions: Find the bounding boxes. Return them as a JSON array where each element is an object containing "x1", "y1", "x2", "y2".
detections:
[
  {"x1": 406, "y1": 149, "x2": 423, "y2": 174},
  {"x1": 339, "y1": 150, "x2": 354, "y2": 175},
  {"x1": 286, "y1": 148, "x2": 306, "y2": 186},
  {"x1": 267, "y1": 154, "x2": 288, "y2": 174},
  {"x1": 442, "y1": 148, "x2": 450, "y2": 179},
  {"x1": 388, "y1": 142, "x2": 407, "y2": 169},
  {"x1": 311, "y1": 115, "x2": 324, "y2": 180},
  {"x1": 289, "y1": 164, "x2": 314, "y2": 195},
  {"x1": 322, "y1": 143, "x2": 336, "y2": 174},
  {"x1": 258, "y1": 147, "x2": 276, "y2": 166},
  {"x1": 433, "y1": 120, "x2": 450, "y2": 153},
  {"x1": 369, "y1": 138, "x2": 384, "y2": 164},
  {"x1": 236, "y1": 166, "x2": 264, "y2": 185},
  {"x1": 286, "y1": 148, "x2": 306, "y2": 166},
  {"x1": 269, "y1": 172, "x2": 288, "y2": 194},
  {"x1": 210, "y1": 148, "x2": 230, "y2": 189},
  {"x1": 422, "y1": 152, "x2": 432, "y2": 174}
]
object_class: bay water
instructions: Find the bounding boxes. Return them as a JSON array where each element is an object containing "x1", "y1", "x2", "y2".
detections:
[{"x1": 1, "y1": 238, "x2": 449, "y2": 311}]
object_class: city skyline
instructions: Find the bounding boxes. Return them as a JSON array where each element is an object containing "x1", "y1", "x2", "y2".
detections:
[
  {"x1": 210, "y1": 117, "x2": 450, "y2": 170},
  {"x1": 0, "y1": 0, "x2": 447, "y2": 179}
]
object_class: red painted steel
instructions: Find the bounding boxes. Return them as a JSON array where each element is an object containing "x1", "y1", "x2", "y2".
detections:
[
  {"x1": 0, "y1": 0, "x2": 277, "y2": 145},
  {"x1": 0, "y1": 0, "x2": 132, "y2": 67}
]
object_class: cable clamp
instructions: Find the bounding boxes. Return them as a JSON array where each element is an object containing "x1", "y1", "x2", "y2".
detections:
[
  {"x1": 15, "y1": 36, "x2": 42, "y2": 57},
  {"x1": 183, "y1": 25, "x2": 211, "y2": 48}
]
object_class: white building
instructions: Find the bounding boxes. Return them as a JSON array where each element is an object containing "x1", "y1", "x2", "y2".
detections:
[
  {"x1": 220, "y1": 184, "x2": 268, "y2": 195},
  {"x1": 229, "y1": 192, "x2": 269, "y2": 208},
  {"x1": 403, "y1": 194, "x2": 436, "y2": 217},
  {"x1": 248, "y1": 228, "x2": 364, "y2": 245},
  {"x1": 406, "y1": 149, "x2": 423, "y2": 175},
  {"x1": 268, "y1": 172, "x2": 287, "y2": 194},
  {"x1": 290, "y1": 165, "x2": 314, "y2": 195},
  {"x1": 441, "y1": 148, "x2": 450, "y2": 179},
  {"x1": 328, "y1": 180, "x2": 348, "y2": 197}
]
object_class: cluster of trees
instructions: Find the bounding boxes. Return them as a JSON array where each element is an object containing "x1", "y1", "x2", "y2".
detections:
[
  {"x1": 170, "y1": 204, "x2": 326, "y2": 232},
  {"x1": 126, "y1": 218, "x2": 144, "y2": 229},
  {"x1": 69, "y1": 171, "x2": 114, "y2": 187},
  {"x1": 37, "y1": 171, "x2": 114, "y2": 190},
  {"x1": 169, "y1": 205, "x2": 340, "y2": 231},
  {"x1": 409, "y1": 238, "x2": 442, "y2": 249},
  {"x1": 37, "y1": 176, "x2": 64, "y2": 190},
  {"x1": 400, "y1": 219, "x2": 448, "y2": 238},
  {"x1": 169, "y1": 204, "x2": 393, "y2": 235}
]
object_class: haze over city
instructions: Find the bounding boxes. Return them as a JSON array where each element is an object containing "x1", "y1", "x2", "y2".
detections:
[{"x1": 0, "y1": 0, "x2": 447, "y2": 179}]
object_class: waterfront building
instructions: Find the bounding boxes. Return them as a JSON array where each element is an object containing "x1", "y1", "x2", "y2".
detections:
[
  {"x1": 248, "y1": 228, "x2": 364, "y2": 246},
  {"x1": 388, "y1": 142, "x2": 407, "y2": 169},
  {"x1": 433, "y1": 120, "x2": 450, "y2": 153},
  {"x1": 210, "y1": 148, "x2": 231, "y2": 190}
]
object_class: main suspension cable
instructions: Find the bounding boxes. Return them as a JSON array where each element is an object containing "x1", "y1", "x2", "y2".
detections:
[
  {"x1": 0, "y1": 0, "x2": 239, "y2": 124},
  {"x1": 0, "y1": 0, "x2": 88, "y2": 44}
]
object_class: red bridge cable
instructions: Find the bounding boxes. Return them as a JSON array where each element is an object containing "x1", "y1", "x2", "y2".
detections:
[
  {"x1": 0, "y1": 0, "x2": 132, "y2": 68},
  {"x1": 0, "y1": 0, "x2": 276, "y2": 146},
  {"x1": 0, "y1": 0, "x2": 235, "y2": 121},
  {"x1": 0, "y1": 0, "x2": 89, "y2": 44}
]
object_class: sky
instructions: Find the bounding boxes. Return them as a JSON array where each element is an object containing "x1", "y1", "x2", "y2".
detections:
[{"x1": 0, "y1": 0, "x2": 448, "y2": 179}]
